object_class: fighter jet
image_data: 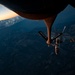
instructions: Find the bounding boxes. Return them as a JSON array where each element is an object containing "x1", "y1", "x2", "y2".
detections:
[
  {"x1": 38, "y1": 26, "x2": 75, "y2": 54},
  {"x1": 0, "y1": 0, "x2": 75, "y2": 45}
]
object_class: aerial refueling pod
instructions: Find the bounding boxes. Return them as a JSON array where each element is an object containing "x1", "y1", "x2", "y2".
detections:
[
  {"x1": 0, "y1": 0, "x2": 75, "y2": 19},
  {"x1": 0, "y1": 0, "x2": 75, "y2": 45}
]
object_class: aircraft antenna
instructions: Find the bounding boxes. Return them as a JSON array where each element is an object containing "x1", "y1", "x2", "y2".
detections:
[{"x1": 62, "y1": 26, "x2": 66, "y2": 33}]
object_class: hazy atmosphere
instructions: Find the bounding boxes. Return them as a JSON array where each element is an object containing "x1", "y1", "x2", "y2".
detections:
[{"x1": 0, "y1": 4, "x2": 75, "y2": 75}]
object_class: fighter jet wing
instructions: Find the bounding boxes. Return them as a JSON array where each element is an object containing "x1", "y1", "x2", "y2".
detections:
[{"x1": 38, "y1": 31, "x2": 57, "y2": 42}]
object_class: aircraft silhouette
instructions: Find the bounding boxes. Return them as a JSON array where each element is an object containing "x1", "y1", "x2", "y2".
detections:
[
  {"x1": 0, "y1": 0, "x2": 75, "y2": 45},
  {"x1": 38, "y1": 26, "x2": 75, "y2": 55}
]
